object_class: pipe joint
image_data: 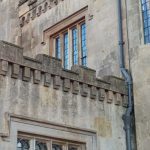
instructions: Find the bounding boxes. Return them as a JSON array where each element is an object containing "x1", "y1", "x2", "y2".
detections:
[
  {"x1": 119, "y1": 41, "x2": 125, "y2": 45},
  {"x1": 122, "y1": 114, "x2": 132, "y2": 131}
]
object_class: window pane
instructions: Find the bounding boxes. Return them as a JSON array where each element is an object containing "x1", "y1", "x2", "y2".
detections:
[
  {"x1": 64, "y1": 32, "x2": 69, "y2": 69},
  {"x1": 72, "y1": 28, "x2": 78, "y2": 65},
  {"x1": 17, "y1": 138, "x2": 30, "y2": 150},
  {"x1": 35, "y1": 141, "x2": 47, "y2": 150},
  {"x1": 55, "y1": 37, "x2": 61, "y2": 59},
  {"x1": 141, "y1": 0, "x2": 150, "y2": 43},
  {"x1": 68, "y1": 145, "x2": 78, "y2": 150},
  {"x1": 52, "y1": 144, "x2": 63, "y2": 150},
  {"x1": 81, "y1": 23, "x2": 87, "y2": 66}
]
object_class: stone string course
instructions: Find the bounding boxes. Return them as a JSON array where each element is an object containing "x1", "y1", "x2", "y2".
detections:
[
  {"x1": 19, "y1": 0, "x2": 64, "y2": 27},
  {"x1": 0, "y1": 41, "x2": 128, "y2": 107}
]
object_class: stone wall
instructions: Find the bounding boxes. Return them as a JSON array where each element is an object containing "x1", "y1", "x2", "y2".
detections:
[
  {"x1": 131, "y1": 45, "x2": 150, "y2": 150},
  {"x1": 14, "y1": 0, "x2": 129, "y2": 77},
  {"x1": 1, "y1": 0, "x2": 150, "y2": 150},
  {"x1": 0, "y1": 0, "x2": 21, "y2": 44},
  {"x1": 0, "y1": 41, "x2": 127, "y2": 150},
  {"x1": 127, "y1": 0, "x2": 150, "y2": 150},
  {"x1": 0, "y1": 0, "x2": 140, "y2": 78}
]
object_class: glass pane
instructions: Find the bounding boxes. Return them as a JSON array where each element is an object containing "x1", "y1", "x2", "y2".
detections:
[
  {"x1": 35, "y1": 141, "x2": 47, "y2": 150},
  {"x1": 72, "y1": 28, "x2": 78, "y2": 65},
  {"x1": 64, "y1": 32, "x2": 69, "y2": 69},
  {"x1": 52, "y1": 144, "x2": 63, "y2": 150},
  {"x1": 55, "y1": 37, "x2": 61, "y2": 59},
  {"x1": 81, "y1": 23, "x2": 87, "y2": 66},
  {"x1": 17, "y1": 138, "x2": 30, "y2": 150},
  {"x1": 68, "y1": 145, "x2": 78, "y2": 150}
]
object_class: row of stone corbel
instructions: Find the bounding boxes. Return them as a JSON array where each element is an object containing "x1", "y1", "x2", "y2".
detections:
[
  {"x1": 0, "y1": 60, "x2": 128, "y2": 107},
  {"x1": 20, "y1": 0, "x2": 64, "y2": 27}
]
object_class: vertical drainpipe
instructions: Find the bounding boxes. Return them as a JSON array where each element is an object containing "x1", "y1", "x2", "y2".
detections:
[{"x1": 117, "y1": 0, "x2": 133, "y2": 150}]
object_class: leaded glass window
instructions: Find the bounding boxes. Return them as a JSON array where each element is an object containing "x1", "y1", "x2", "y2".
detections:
[
  {"x1": 35, "y1": 141, "x2": 47, "y2": 150},
  {"x1": 50, "y1": 19, "x2": 87, "y2": 69},
  {"x1": 17, "y1": 138, "x2": 30, "y2": 150},
  {"x1": 55, "y1": 37, "x2": 61, "y2": 59},
  {"x1": 68, "y1": 145, "x2": 78, "y2": 150},
  {"x1": 141, "y1": 0, "x2": 150, "y2": 43},
  {"x1": 64, "y1": 32, "x2": 69, "y2": 69},
  {"x1": 72, "y1": 28, "x2": 78, "y2": 65},
  {"x1": 81, "y1": 23, "x2": 87, "y2": 66},
  {"x1": 52, "y1": 144, "x2": 63, "y2": 150},
  {"x1": 17, "y1": 136, "x2": 85, "y2": 150}
]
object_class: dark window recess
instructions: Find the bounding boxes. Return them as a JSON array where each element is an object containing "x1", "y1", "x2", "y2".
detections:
[
  {"x1": 52, "y1": 144, "x2": 63, "y2": 150},
  {"x1": 35, "y1": 141, "x2": 47, "y2": 150},
  {"x1": 17, "y1": 138, "x2": 30, "y2": 150}
]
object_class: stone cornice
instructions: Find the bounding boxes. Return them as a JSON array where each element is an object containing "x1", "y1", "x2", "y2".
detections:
[
  {"x1": 0, "y1": 41, "x2": 128, "y2": 109},
  {"x1": 19, "y1": 0, "x2": 64, "y2": 27}
]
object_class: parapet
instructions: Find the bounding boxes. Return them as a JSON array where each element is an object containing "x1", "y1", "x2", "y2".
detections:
[{"x1": 0, "y1": 41, "x2": 128, "y2": 107}]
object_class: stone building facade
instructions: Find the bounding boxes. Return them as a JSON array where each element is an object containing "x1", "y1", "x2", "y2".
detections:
[{"x1": 0, "y1": 0, "x2": 149, "y2": 150}]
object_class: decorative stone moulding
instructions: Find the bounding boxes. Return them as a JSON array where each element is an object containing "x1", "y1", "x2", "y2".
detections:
[
  {"x1": 0, "y1": 41, "x2": 128, "y2": 107},
  {"x1": 28, "y1": 0, "x2": 37, "y2": 6},
  {"x1": 19, "y1": 0, "x2": 28, "y2": 6},
  {"x1": 19, "y1": 0, "x2": 64, "y2": 27}
]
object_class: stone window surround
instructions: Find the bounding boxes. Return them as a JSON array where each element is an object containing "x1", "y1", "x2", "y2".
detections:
[
  {"x1": 42, "y1": 6, "x2": 88, "y2": 58},
  {"x1": 4, "y1": 114, "x2": 96, "y2": 150}
]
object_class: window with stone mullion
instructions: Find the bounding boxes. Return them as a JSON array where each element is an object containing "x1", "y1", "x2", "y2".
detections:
[{"x1": 17, "y1": 137, "x2": 83, "y2": 150}]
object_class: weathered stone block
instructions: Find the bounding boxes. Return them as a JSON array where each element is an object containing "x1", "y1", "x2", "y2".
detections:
[
  {"x1": 0, "y1": 41, "x2": 23, "y2": 64},
  {"x1": 35, "y1": 54, "x2": 62, "y2": 74},
  {"x1": 72, "y1": 81, "x2": 79, "y2": 94},
  {"x1": 98, "y1": 89, "x2": 105, "y2": 101},
  {"x1": 103, "y1": 76, "x2": 127, "y2": 95},
  {"x1": 90, "y1": 86, "x2": 97, "y2": 99},
  {"x1": 11, "y1": 64, "x2": 20, "y2": 79},
  {"x1": 0, "y1": 60, "x2": 8, "y2": 75},
  {"x1": 33, "y1": 70, "x2": 41, "y2": 84},
  {"x1": 115, "y1": 93, "x2": 121, "y2": 105},
  {"x1": 122, "y1": 95, "x2": 128, "y2": 107},
  {"x1": 71, "y1": 65, "x2": 96, "y2": 83},
  {"x1": 23, "y1": 67, "x2": 31, "y2": 81},
  {"x1": 53, "y1": 76, "x2": 61, "y2": 89},
  {"x1": 107, "y1": 91, "x2": 113, "y2": 103},
  {"x1": 63, "y1": 78, "x2": 70, "y2": 92},
  {"x1": 80, "y1": 84, "x2": 88, "y2": 97},
  {"x1": 44, "y1": 73, "x2": 51, "y2": 87}
]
